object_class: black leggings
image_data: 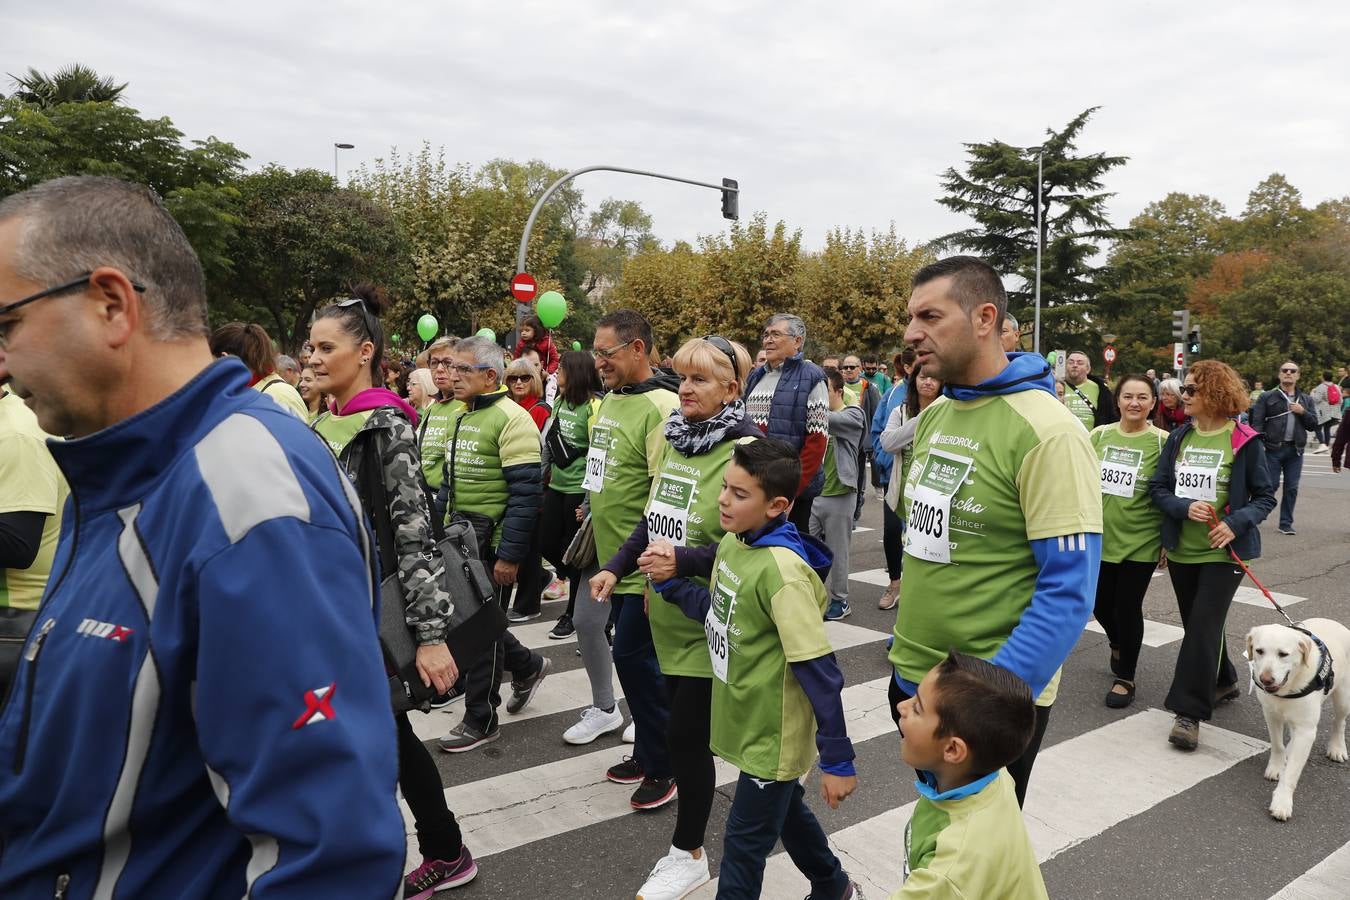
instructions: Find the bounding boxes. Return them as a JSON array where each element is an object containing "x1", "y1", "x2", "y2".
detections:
[
  {"x1": 1165, "y1": 561, "x2": 1243, "y2": 721},
  {"x1": 665, "y1": 674, "x2": 715, "y2": 852},
  {"x1": 889, "y1": 676, "x2": 1051, "y2": 807},
  {"x1": 397, "y1": 712, "x2": 462, "y2": 862},
  {"x1": 882, "y1": 501, "x2": 904, "y2": 582},
  {"x1": 1092, "y1": 559, "x2": 1157, "y2": 680},
  {"x1": 539, "y1": 487, "x2": 586, "y2": 617}
]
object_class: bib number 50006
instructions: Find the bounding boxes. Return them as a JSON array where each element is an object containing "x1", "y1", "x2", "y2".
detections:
[{"x1": 647, "y1": 510, "x2": 685, "y2": 544}]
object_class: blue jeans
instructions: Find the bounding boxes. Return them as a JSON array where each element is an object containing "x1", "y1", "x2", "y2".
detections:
[
  {"x1": 1265, "y1": 442, "x2": 1304, "y2": 529},
  {"x1": 717, "y1": 773, "x2": 848, "y2": 900},
  {"x1": 611, "y1": 592, "x2": 671, "y2": 778}
]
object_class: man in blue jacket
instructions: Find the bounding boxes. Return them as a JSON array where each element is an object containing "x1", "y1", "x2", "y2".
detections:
[{"x1": 0, "y1": 177, "x2": 406, "y2": 899}]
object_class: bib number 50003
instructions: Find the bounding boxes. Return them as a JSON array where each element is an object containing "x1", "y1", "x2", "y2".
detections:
[{"x1": 910, "y1": 498, "x2": 944, "y2": 538}]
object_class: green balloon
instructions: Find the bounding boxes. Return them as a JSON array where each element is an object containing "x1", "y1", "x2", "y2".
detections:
[
  {"x1": 535, "y1": 291, "x2": 567, "y2": 329},
  {"x1": 476, "y1": 327, "x2": 496, "y2": 342},
  {"x1": 391, "y1": 333, "x2": 401, "y2": 343},
  {"x1": 572, "y1": 340, "x2": 582, "y2": 351},
  {"x1": 416, "y1": 314, "x2": 438, "y2": 342},
  {"x1": 1045, "y1": 351, "x2": 1057, "y2": 364}
]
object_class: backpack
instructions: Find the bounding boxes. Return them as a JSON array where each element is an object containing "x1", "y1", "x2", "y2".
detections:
[{"x1": 1328, "y1": 383, "x2": 1342, "y2": 406}]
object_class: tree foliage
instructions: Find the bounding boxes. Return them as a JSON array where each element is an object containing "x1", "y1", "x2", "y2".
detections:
[
  {"x1": 5, "y1": 64, "x2": 127, "y2": 107},
  {"x1": 936, "y1": 107, "x2": 1130, "y2": 350}
]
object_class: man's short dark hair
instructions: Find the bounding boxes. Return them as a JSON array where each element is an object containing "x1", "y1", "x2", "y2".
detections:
[
  {"x1": 862, "y1": 354, "x2": 878, "y2": 365},
  {"x1": 731, "y1": 437, "x2": 800, "y2": 503},
  {"x1": 911, "y1": 256, "x2": 1007, "y2": 321},
  {"x1": 931, "y1": 651, "x2": 1035, "y2": 777},
  {"x1": 596, "y1": 308, "x2": 655, "y2": 354},
  {"x1": 821, "y1": 366, "x2": 844, "y2": 393}
]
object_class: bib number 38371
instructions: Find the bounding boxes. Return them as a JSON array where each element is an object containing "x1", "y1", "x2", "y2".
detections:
[{"x1": 1174, "y1": 448, "x2": 1221, "y2": 503}]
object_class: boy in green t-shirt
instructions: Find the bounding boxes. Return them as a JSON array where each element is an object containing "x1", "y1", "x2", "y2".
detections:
[
  {"x1": 893, "y1": 652, "x2": 1047, "y2": 899},
  {"x1": 652, "y1": 438, "x2": 859, "y2": 899}
]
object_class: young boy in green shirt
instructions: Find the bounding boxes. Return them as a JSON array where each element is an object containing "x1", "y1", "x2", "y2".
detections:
[
  {"x1": 651, "y1": 437, "x2": 859, "y2": 899},
  {"x1": 893, "y1": 652, "x2": 1048, "y2": 899}
]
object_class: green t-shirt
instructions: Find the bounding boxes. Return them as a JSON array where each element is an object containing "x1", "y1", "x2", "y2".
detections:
[
  {"x1": 890, "y1": 391, "x2": 1102, "y2": 707},
  {"x1": 842, "y1": 379, "x2": 865, "y2": 408},
  {"x1": 705, "y1": 532, "x2": 833, "y2": 781},
  {"x1": 1090, "y1": 423, "x2": 1167, "y2": 564},
  {"x1": 821, "y1": 439, "x2": 850, "y2": 497},
  {"x1": 255, "y1": 374, "x2": 309, "y2": 421},
  {"x1": 588, "y1": 388, "x2": 679, "y2": 595},
  {"x1": 645, "y1": 435, "x2": 756, "y2": 677},
  {"x1": 1063, "y1": 379, "x2": 1099, "y2": 430},
  {"x1": 549, "y1": 397, "x2": 600, "y2": 494},
  {"x1": 1170, "y1": 421, "x2": 1235, "y2": 564},
  {"x1": 418, "y1": 397, "x2": 464, "y2": 489},
  {"x1": 446, "y1": 390, "x2": 541, "y2": 547},
  {"x1": 312, "y1": 408, "x2": 373, "y2": 457},
  {"x1": 0, "y1": 392, "x2": 67, "y2": 611}
]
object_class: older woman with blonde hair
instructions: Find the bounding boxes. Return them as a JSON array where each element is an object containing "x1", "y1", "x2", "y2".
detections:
[
  {"x1": 1148, "y1": 359, "x2": 1276, "y2": 751},
  {"x1": 406, "y1": 367, "x2": 437, "y2": 414},
  {"x1": 504, "y1": 357, "x2": 549, "y2": 430}
]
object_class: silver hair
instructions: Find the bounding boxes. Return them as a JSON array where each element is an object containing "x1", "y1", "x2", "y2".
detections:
[
  {"x1": 456, "y1": 335, "x2": 505, "y2": 386},
  {"x1": 275, "y1": 354, "x2": 299, "y2": 374},
  {"x1": 1004, "y1": 313, "x2": 1018, "y2": 330},
  {"x1": 0, "y1": 176, "x2": 208, "y2": 340},
  {"x1": 765, "y1": 313, "x2": 806, "y2": 342},
  {"x1": 1158, "y1": 377, "x2": 1183, "y2": 398}
]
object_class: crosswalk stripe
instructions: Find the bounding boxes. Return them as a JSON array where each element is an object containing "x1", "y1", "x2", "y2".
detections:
[
  {"x1": 511, "y1": 618, "x2": 576, "y2": 650},
  {"x1": 1232, "y1": 586, "x2": 1305, "y2": 609},
  {"x1": 407, "y1": 621, "x2": 892, "y2": 743},
  {"x1": 1267, "y1": 839, "x2": 1350, "y2": 899},
  {"x1": 400, "y1": 676, "x2": 898, "y2": 867},
  {"x1": 848, "y1": 568, "x2": 893, "y2": 587},
  {"x1": 1084, "y1": 617, "x2": 1185, "y2": 647},
  {"x1": 693, "y1": 707, "x2": 1267, "y2": 898}
]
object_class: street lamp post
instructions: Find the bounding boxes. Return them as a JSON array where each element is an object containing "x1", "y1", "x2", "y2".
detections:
[
  {"x1": 1033, "y1": 146, "x2": 1044, "y2": 356},
  {"x1": 333, "y1": 142, "x2": 355, "y2": 181}
]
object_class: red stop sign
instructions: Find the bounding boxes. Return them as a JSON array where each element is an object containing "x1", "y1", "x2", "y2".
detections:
[{"x1": 510, "y1": 272, "x2": 538, "y2": 302}]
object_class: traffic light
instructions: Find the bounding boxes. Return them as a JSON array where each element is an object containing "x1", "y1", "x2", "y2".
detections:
[
  {"x1": 1186, "y1": 328, "x2": 1201, "y2": 356},
  {"x1": 721, "y1": 178, "x2": 739, "y2": 221},
  {"x1": 1171, "y1": 309, "x2": 1190, "y2": 341}
]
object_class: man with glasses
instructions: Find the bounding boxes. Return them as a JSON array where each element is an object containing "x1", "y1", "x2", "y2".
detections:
[
  {"x1": 436, "y1": 335, "x2": 550, "y2": 752},
  {"x1": 1249, "y1": 361, "x2": 1320, "y2": 534},
  {"x1": 745, "y1": 314, "x2": 829, "y2": 531},
  {"x1": 841, "y1": 354, "x2": 883, "y2": 504},
  {"x1": 419, "y1": 336, "x2": 464, "y2": 522},
  {"x1": 0, "y1": 176, "x2": 406, "y2": 895}
]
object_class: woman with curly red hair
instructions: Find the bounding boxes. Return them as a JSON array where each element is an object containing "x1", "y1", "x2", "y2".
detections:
[{"x1": 1148, "y1": 360, "x2": 1276, "y2": 751}]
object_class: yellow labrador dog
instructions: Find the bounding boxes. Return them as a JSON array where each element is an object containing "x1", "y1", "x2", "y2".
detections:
[{"x1": 1246, "y1": 618, "x2": 1350, "y2": 821}]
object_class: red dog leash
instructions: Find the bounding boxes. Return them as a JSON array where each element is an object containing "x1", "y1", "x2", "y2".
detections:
[{"x1": 1206, "y1": 509, "x2": 1297, "y2": 627}]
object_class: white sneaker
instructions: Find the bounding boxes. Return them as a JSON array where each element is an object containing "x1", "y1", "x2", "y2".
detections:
[
  {"x1": 1313, "y1": 445, "x2": 1330, "y2": 454},
  {"x1": 622, "y1": 722, "x2": 636, "y2": 743},
  {"x1": 636, "y1": 846, "x2": 710, "y2": 900},
  {"x1": 562, "y1": 706, "x2": 624, "y2": 745}
]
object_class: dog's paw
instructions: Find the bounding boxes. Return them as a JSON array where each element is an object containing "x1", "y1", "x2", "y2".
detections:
[
  {"x1": 1263, "y1": 764, "x2": 1282, "y2": 781},
  {"x1": 1269, "y1": 792, "x2": 1294, "y2": 821},
  {"x1": 1327, "y1": 744, "x2": 1348, "y2": 763}
]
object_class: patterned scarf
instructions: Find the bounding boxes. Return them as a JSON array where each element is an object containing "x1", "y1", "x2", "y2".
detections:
[{"x1": 664, "y1": 399, "x2": 747, "y2": 456}]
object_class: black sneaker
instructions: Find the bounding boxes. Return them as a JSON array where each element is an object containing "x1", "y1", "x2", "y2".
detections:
[
  {"x1": 1279, "y1": 527, "x2": 1297, "y2": 535},
  {"x1": 630, "y1": 775, "x2": 677, "y2": 810},
  {"x1": 606, "y1": 755, "x2": 645, "y2": 785},
  {"x1": 505, "y1": 656, "x2": 550, "y2": 714},
  {"x1": 549, "y1": 615, "x2": 575, "y2": 639},
  {"x1": 507, "y1": 609, "x2": 541, "y2": 624},
  {"x1": 428, "y1": 684, "x2": 465, "y2": 709},
  {"x1": 437, "y1": 721, "x2": 501, "y2": 754}
]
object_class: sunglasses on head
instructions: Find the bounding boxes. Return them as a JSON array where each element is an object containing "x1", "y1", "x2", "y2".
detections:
[{"x1": 700, "y1": 334, "x2": 740, "y2": 382}]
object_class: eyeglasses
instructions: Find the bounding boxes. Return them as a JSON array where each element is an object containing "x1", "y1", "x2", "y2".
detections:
[
  {"x1": 428, "y1": 357, "x2": 455, "y2": 369},
  {"x1": 593, "y1": 338, "x2": 636, "y2": 360},
  {"x1": 450, "y1": 363, "x2": 492, "y2": 375},
  {"x1": 841, "y1": 364, "x2": 860, "y2": 371},
  {"x1": 1280, "y1": 367, "x2": 1298, "y2": 374},
  {"x1": 1181, "y1": 385, "x2": 1199, "y2": 396},
  {"x1": 701, "y1": 334, "x2": 741, "y2": 382},
  {"x1": 505, "y1": 374, "x2": 532, "y2": 383},
  {"x1": 761, "y1": 328, "x2": 793, "y2": 340},
  {"x1": 0, "y1": 272, "x2": 145, "y2": 349}
]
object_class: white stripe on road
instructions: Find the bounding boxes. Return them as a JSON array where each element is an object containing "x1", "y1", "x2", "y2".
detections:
[
  {"x1": 1084, "y1": 617, "x2": 1185, "y2": 647},
  {"x1": 1267, "y1": 839, "x2": 1350, "y2": 899},
  {"x1": 693, "y1": 707, "x2": 1267, "y2": 898},
  {"x1": 848, "y1": 568, "x2": 893, "y2": 587},
  {"x1": 400, "y1": 676, "x2": 898, "y2": 868},
  {"x1": 409, "y1": 621, "x2": 891, "y2": 741},
  {"x1": 1232, "y1": 586, "x2": 1306, "y2": 609},
  {"x1": 852, "y1": 526, "x2": 874, "y2": 534}
]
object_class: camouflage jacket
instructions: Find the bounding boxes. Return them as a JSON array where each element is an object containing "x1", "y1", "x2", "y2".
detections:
[{"x1": 338, "y1": 405, "x2": 451, "y2": 645}]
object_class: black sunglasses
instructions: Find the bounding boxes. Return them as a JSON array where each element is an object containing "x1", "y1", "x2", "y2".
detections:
[
  {"x1": 701, "y1": 334, "x2": 740, "y2": 382},
  {"x1": 1181, "y1": 384, "x2": 1198, "y2": 396},
  {"x1": 336, "y1": 296, "x2": 379, "y2": 344}
]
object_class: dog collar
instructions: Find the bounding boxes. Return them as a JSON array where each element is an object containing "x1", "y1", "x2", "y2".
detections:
[{"x1": 1271, "y1": 626, "x2": 1337, "y2": 700}]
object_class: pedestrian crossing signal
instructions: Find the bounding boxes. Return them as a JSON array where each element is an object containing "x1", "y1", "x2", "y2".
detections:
[{"x1": 1186, "y1": 329, "x2": 1201, "y2": 356}]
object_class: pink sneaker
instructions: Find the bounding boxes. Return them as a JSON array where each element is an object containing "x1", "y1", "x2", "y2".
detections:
[{"x1": 404, "y1": 848, "x2": 477, "y2": 898}]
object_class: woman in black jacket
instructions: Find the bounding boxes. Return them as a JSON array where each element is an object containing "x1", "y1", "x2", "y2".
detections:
[{"x1": 1148, "y1": 360, "x2": 1276, "y2": 752}]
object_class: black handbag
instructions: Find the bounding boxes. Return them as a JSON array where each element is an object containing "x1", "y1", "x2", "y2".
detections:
[
  {"x1": 361, "y1": 436, "x2": 506, "y2": 713},
  {"x1": 0, "y1": 607, "x2": 38, "y2": 700}
]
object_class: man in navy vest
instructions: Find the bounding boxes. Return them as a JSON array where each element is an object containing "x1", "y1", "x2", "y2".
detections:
[{"x1": 744, "y1": 313, "x2": 829, "y2": 530}]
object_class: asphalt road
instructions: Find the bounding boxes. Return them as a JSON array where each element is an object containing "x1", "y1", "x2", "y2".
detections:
[{"x1": 400, "y1": 448, "x2": 1349, "y2": 899}]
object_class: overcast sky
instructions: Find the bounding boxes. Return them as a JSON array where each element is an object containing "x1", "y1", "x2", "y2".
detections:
[{"x1": 5, "y1": 1, "x2": 1348, "y2": 252}]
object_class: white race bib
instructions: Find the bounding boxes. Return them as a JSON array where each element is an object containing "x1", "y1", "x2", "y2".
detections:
[
  {"x1": 1099, "y1": 446, "x2": 1142, "y2": 499},
  {"x1": 582, "y1": 425, "x2": 611, "y2": 493},
  {"x1": 646, "y1": 473, "x2": 696, "y2": 547},
  {"x1": 1175, "y1": 448, "x2": 1221, "y2": 502},
  {"x1": 904, "y1": 449, "x2": 975, "y2": 565},
  {"x1": 705, "y1": 580, "x2": 735, "y2": 683}
]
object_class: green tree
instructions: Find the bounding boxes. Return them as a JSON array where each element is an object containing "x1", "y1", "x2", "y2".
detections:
[
  {"x1": 573, "y1": 198, "x2": 659, "y2": 298},
  {"x1": 697, "y1": 214, "x2": 804, "y2": 352},
  {"x1": 1227, "y1": 173, "x2": 1319, "y2": 251},
  {"x1": 220, "y1": 166, "x2": 406, "y2": 350},
  {"x1": 5, "y1": 64, "x2": 127, "y2": 107},
  {"x1": 936, "y1": 107, "x2": 1130, "y2": 350},
  {"x1": 606, "y1": 241, "x2": 707, "y2": 351}
]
